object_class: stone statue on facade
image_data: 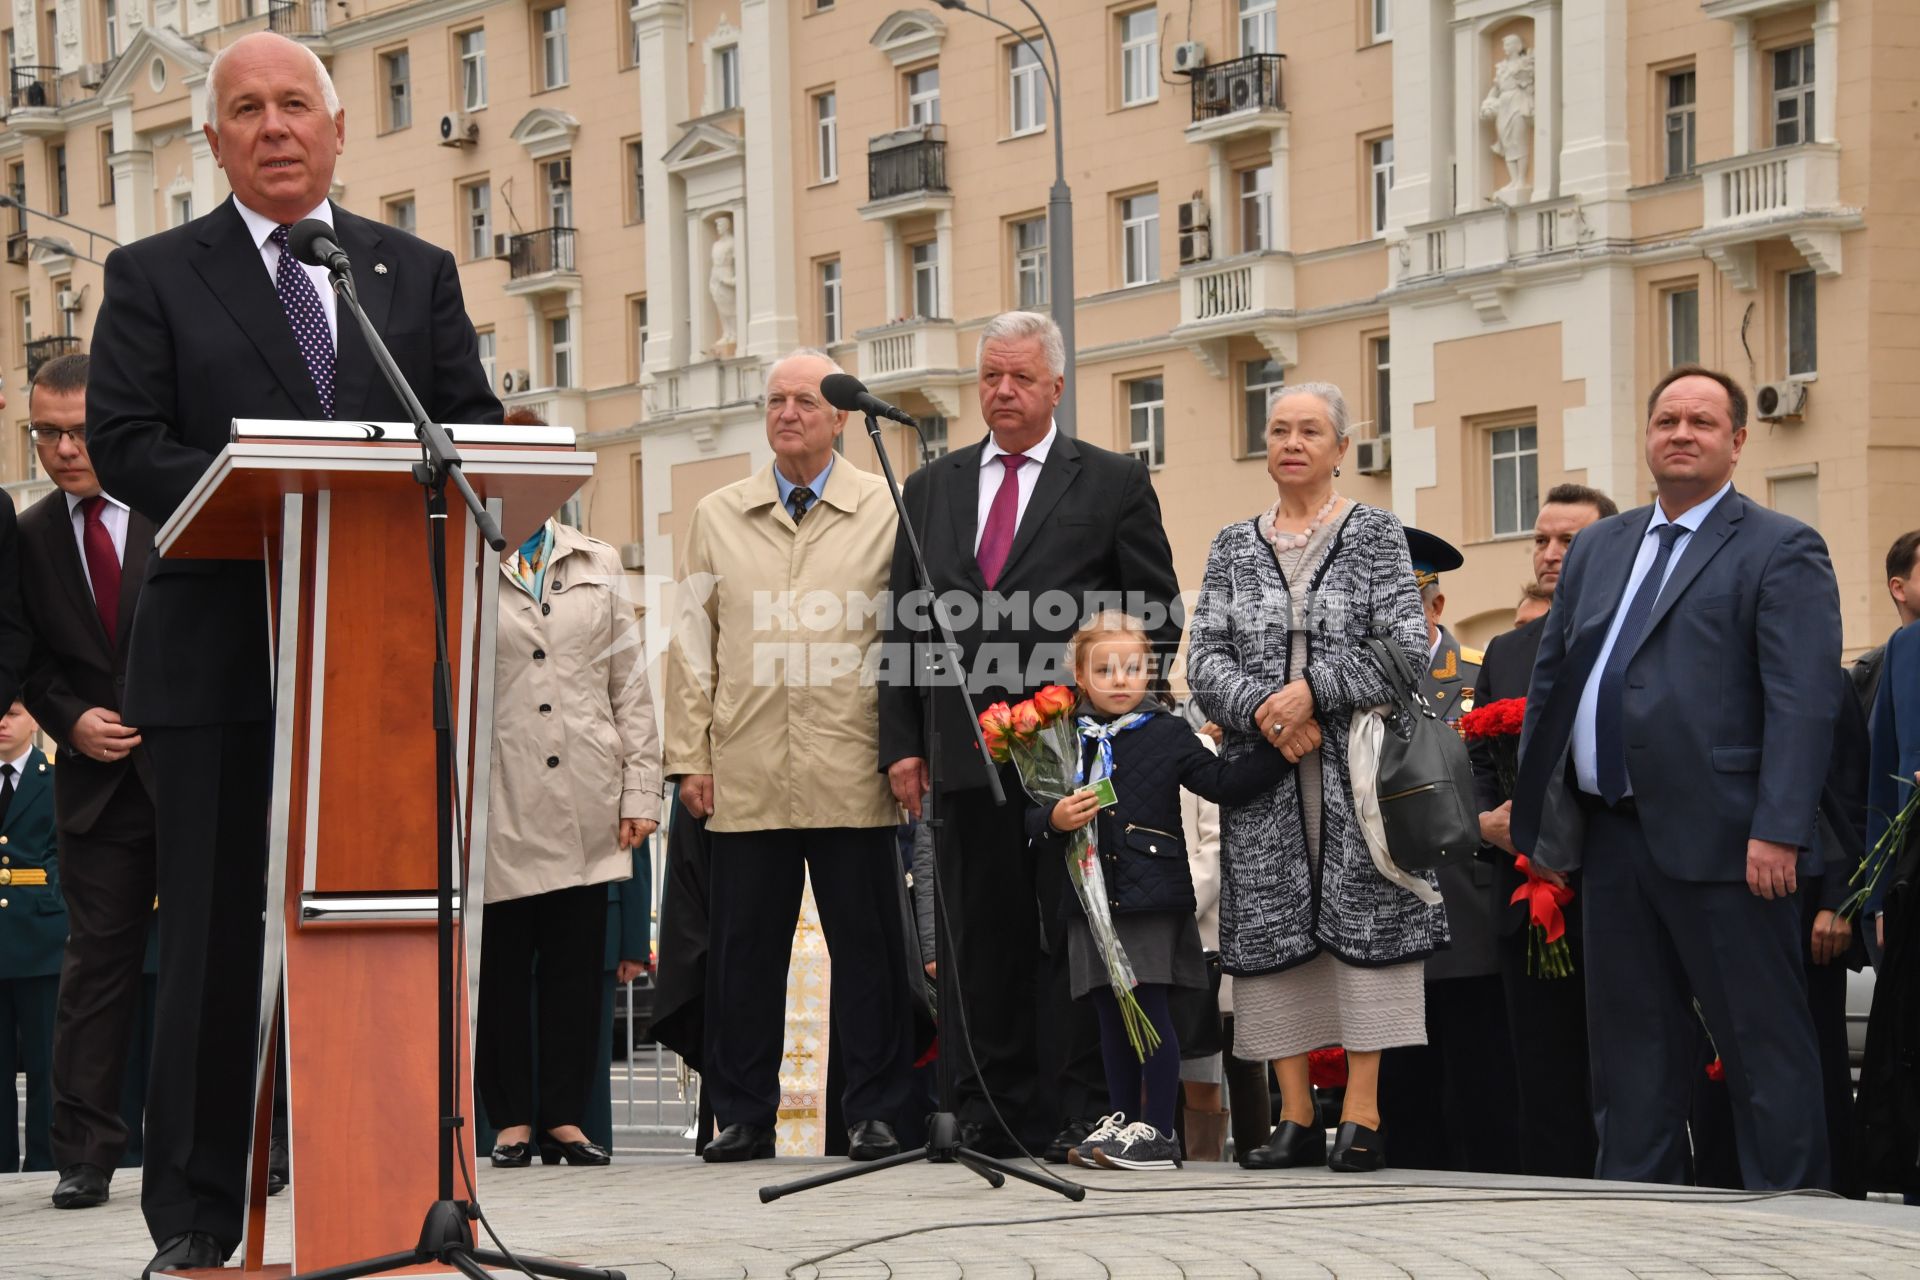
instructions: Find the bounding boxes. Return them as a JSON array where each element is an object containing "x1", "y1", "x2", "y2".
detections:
[
  {"x1": 1480, "y1": 33, "x2": 1535, "y2": 204},
  {"x1": 708, "y1": 213, "x2": 737, "y2": 359}
]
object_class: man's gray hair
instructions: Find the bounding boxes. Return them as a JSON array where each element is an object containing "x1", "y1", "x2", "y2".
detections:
[
  {"x1": 765, "y1": 346, "x2": 847, "y2": 392},
  {"x1": 205, "y1": 33, "x2": 343, "y2": 124},
  {"x1": 976, "y1": 311, "x2": 1066, "y2": 376},
  {"x1": 1268, "y1": 380, "x2": 1353, "y2": 442}
]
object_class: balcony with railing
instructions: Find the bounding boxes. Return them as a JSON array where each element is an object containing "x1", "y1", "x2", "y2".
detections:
[
  {"x1": 502, "y1": 228, "x2": 579, "y2": 295},
  {"x1": 7, "y1": 67, "x2": 63, "y2": 135},
  {"x1": 26, "y1": 335, "x2": 82, "y2": 380},
  {"x1": 1186, "y1": 54, "x2": 1286, "y2": 143},
  {"x1": 1694, "y1": 142, "x2": 1859, "y2": 284},
  {"x1": 853, "y1": 317, "x2": 965, "y2": 417},
  {"x1": 1171, "y1": 251, "x2": 1296, "y2": 375},
  {"x1": 860, "y1": 126, "x2": 951, "y2": 219},
  {"x1": 2, "y1": 478, "x2": 55, "y2": 511},
  {"x1": 268, "y1": 0, "x2": 329, "y2": 38}
]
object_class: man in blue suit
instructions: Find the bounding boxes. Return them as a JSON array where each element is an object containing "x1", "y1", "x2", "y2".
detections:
[{"x1": 1512, "y1": 364, "x2": 1841, "y2": 1191}]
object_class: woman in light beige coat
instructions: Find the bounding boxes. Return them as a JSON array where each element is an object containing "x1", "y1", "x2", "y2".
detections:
[{"x1": 478, "y1": 515, "x2": 662, "y2": 1169}]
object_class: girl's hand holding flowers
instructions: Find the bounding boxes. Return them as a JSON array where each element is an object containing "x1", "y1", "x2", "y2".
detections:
[{"x1": 1050, "y1": 788, "x2": 1102, "y2": 833}]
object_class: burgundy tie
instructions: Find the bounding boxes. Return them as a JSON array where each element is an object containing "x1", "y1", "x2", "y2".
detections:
[
  {"x1": 78, "y1": 495, "x2": 121, "y2": 643},
  {"x1": 976, "y1": 453, "x2": 1028, "y2": 588}
]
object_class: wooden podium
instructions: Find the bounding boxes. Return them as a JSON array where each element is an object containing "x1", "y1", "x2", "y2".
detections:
[{"x1": 154, "y1": 421, "x2": 596, "y2": 1277}]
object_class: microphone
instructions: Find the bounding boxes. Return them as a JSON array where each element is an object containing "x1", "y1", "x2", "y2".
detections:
[
  {"x1": 287, "y1": 218, "x2": 352, "y2": 276},
  {"x1": 820, "y1": 372, "x2": 917, "y2": 428}
]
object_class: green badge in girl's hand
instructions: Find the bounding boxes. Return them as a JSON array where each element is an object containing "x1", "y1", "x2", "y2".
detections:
[{"x1": 1088, "y1": 777, "x2": 1119, "y2": 808}]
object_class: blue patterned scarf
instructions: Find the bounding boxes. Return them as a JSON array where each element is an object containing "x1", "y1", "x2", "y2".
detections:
[{"x1": 1074, "y1": 711, "x2": 1153, "y2": 787}]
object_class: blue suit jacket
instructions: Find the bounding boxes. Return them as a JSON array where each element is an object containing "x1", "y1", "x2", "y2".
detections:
[
  {"x1": 1865, "y1": 621, "x2": 1920, "y2": 914},
  {"x1": 1512, "y1": 488, "x2": 1841, "y2": 883}
]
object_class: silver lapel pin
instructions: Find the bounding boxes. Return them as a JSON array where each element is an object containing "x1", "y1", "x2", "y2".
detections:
[{"x1": 373, "y1": 263, "x2": 388, "y2": 275}]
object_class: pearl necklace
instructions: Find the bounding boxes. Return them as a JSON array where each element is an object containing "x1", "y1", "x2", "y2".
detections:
[{"x1": 1266, "y1": 492, "x2": 1341, "y2": 553}]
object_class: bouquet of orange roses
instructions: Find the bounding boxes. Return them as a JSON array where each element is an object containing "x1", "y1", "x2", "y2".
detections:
[{"x1": 981, "y1": 686, "x2": 1160, "y2": 1060}]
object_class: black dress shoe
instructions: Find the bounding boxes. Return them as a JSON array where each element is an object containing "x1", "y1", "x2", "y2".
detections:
[
  {"x1": 490, "y1": 1140, "x2": 535, "y2": 1168},
  {"x1": 702, "y1": 1123, "x2": 776, "y2": 1163},
  {"x1": 143, "y1": 1231, "x2": 227, "y2": 1277},
  {"x1": 51, "y1": 1163, "x2": 110, "y2": 1209},
  {"x1": 1241, "y1": 1120, "x2": 1327, "y2": 1170},
  {"x1": 847, "y1": 1119, "x2": 901, "y2": 1161},
  {"x1": 538, "y1": 1134, "x2": 612, "y2": 1166},
  {"x1": 958, "y1": 1120, "x2": 1020, "y2": 1158},
  {"x1": 1043, "y1": 1117, "x2": 1097, "y2": 1165},
  {"x1": 1326, "y1": 1120, "x2": 1387, "y2": 1172},
  {"x1": 267, "y1": 1134, "x2": 290, "y2": 1196}
]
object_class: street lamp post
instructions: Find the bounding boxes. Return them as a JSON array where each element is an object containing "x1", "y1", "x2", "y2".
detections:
[{"x1": 935, "y1": 0, "x2": 1076, "y2": 437}]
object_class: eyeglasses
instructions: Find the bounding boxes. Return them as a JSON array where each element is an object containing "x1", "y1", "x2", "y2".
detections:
[{"x1": 28, "y1": 425, "x2": 85, "y2": 447}]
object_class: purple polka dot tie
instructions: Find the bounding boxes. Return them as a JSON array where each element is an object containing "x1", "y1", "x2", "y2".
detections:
[{"x1": 270, "y1": 223, "x2": 336, "y2": 418}]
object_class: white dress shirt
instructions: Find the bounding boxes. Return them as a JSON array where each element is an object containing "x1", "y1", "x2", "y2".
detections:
[
  {"x1": 974, "y1": 422, "x2": 1058, "y2": 556},
  {"x1": 232, "y1": 195, "x2": 340, "y2": 353},
  {"x1": 1570, "y1": 480, "x2": 1733, "y2": 795},
  {"x1": 64, "y1": 491, "x2": 130, "y2": 604}
]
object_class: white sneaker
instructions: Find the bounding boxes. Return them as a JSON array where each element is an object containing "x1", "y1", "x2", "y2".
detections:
[
  {"x1": 1066, "y1": 1113, "x2": 1128, "y2": 1168},
  {"x1": 1091, "y1": 1121, "x2": 1182, "y2": 1171}
]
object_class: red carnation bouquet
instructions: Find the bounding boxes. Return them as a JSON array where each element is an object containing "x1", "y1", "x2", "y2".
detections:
[
  {"x1": 981, "y1": 686, "x2": 1160, "y2": 1060},
  {"x1": 1460, "y1": 696, "x2": 1574, "y2": 979}
]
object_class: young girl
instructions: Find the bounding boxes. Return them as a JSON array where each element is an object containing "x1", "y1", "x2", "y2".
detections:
[{"x1": 1027, "y1": 612, "x2": 1291, "y2": 1170}]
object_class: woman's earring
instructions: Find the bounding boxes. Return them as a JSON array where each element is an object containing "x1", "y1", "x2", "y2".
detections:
[{"x1": 1333, "y1": 465, "x2": 1342, "y2": 477}]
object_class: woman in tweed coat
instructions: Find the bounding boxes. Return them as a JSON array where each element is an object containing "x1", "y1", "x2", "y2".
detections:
[{"x1": 1188, "y1": 381, "x2": 1441, "y2": 1173}]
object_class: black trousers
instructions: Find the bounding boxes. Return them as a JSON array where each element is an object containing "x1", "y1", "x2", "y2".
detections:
[
  {"x1": 141, "y1": 723, "x2": 272, "y2": 1252},
  {"x1": 1582, "y1": 806, "x2": 1828, "y2": 1190},
  {"x1": 50, "y1": 775, "x2": 157, "y2": 1172},
  {"x1": 1498, "y1": 925, "x2": 1597, "y2": 1178},
  {"x1": 703, "y1": 826, "x2": 913, "y2": 1131},
  {"x1": 0, "y1": 975, "x2": 58, "y2": 1171},
  {"x1": 475, "y1": 883, "x2": 607, "y2": 1132},
  {"x1": 1379, "y1": 974, "x2": 1523, "y2": 1173},
  {"x1": 1220, "y1": 1015, "x2": 1275, "y2": 1159}
]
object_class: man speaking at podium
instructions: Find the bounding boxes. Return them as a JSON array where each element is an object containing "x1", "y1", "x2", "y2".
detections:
[{"x1": 85, "y1": 32, "x2": 501, "y2": 1278}]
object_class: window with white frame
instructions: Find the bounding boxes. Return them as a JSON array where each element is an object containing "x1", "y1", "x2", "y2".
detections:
[
  {"x1": 1242, "y1": 358, "x2": 1284, "y2": 456},
  {"x1": 170, "y1": 191, "x2": 192, "y2": 226},
  {"x1": 385, "y1": 195, "x2": 416, "y2": 234},
  {"x1": 537, "y1": 6, "x2": 568, "y2": 90},
  {"x1": 920, "y1": 415, "x2": 949, "y2": 461},
  {"x1": 381, "y1": 49, "x2": 410, "y2": 131},
  {"x1": 102, "y1": 0, "x2": 118, "y2": 59},
  {"x1": 1120, "y1": 7, "x2": 1158, "y2": 107},
  {"x1": 1239, "y1": 165, "x2": 1271, "y2": 253},
  {"x1": 1369, "y1": 136, "x2": 1394, "y2": 236},
  {"x1": 1371, "y1": 336, "x2": 1391, "y2": 436},
  {"x1": 1010, "y1": 40, "x2": 1047, "y2": 135},
  {"x1": 715, "y1": 44, "x2": 741, "y2": 111},
  {"x1": 1370, "y1": 0, "x2": 1390, "y2": 43},
  {"x1": 463, "y1": 179, "x2": 491, "y2": 260},
  {"x1": 549, "y1": 314, "x2": 573, "y2": 389},
  {"x1": 906, "y1": 66, "x2": 940, "y2": 126},
  {"x1": 544, "y1": 157, "x2": 572, "y2": 230},
  {"x1": 1120, "y1": 191, "x2": 1159, "y2": 286},
  {"x1": 626, "y1": 140, "x2": 645, "y2": 223},
  {"x1": 820, "y1": 259, "x2": 842, "y2": 344},
  {"x1": 1013, "y1": 216, "x2": 1048, "y2": 308},
  {"x1": 1664, "y1": 69, "x2": 1696, "y2": 178},
  {"x1": 1772, "y1": 43, "x2": 1814, "y2": 147},
  {"x1": 815, "y1": 91, "x2": 838, "y2": 182},
  {"x1": 1127, "y1": 376, "x2": 1166, "y2": 467},
  {"x1": 457, "y1": 28, "x2": 487, "y2": 111},
  {"x1": 631, "y1": 296, "x2": 649, "y2": 377},
  {"x1": 911, "y1": 242, "x2": 940, "y2": 318},
  {"x1": 1785, "y1": 269, "x2": 1816, "y2": 377},
  {"x1": 1239, "y1": 0, "x2": 1276, "y2": 55},
  {"x1": 1489, "y1": 424, "x2": 1540, "y2": 538},
  {"x1": 476, "y1": 329, "x2": 496, "y2": 389},
  {"x1": 624, "y1": 5, "x2": 640, "y2": 69},
  {"x1": 1667, "y1": 287, "x2": 1699, "y2": 368}
]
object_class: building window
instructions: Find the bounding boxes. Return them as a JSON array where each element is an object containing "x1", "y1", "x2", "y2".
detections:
[
  {"x1": 629, "y1": 295, "x2": 649, "y2": 379},
  {"x1": 1772, "y1": 43, "x2": 1814, "y2": 147},
  {"x1": 381, "y1": 49, "x2": 411, "y2": 132},
  {"x1": 543, "y1": 158, "x2": 573, "y2": 241},
  {"x1": 11, "y1": 292, "x2": 29, "y2": 368},
  {"x1": 1370, "y1": 0, "x2": 1390, "y2": 43},
  {"x1": 1238, "y1": 165, "x2": 1271, "y2": 253},
  {"x1": 714, "y1": 44, "x2": 741, "y2": 111},
  {"x1": 1242, "y1": 357, "x2": 1284, "y2": 457},
  {"x1": 102, "y1": 0, "x2": 118, "y2": 59},
  {"x1": 1769, "y1": 469, "x2": 1818, "y2": 527},
  {"x1": 1369, "y1": 135, "x2": 1394, "y2": 236},
  {"x1": 1664, "y1": 68, "x2": 1696, "y2": 178},
  {"x1": 537, "y1": 6, "x2": 569, "y2": 90},
  {"x1": 5, "y1": 163, "x2": 22, "y2": 235},
  {"x1": 1666, "y1": 287, "x2": 1699, "y2": 368},
  {"x1": 920, "y1": 414, "x2": 949, "y2": 460},
  {"x1": 1009, "y1": 39, "x2": 1047, "y2": 135},
  {"x1": 1489, "y1": 424, "x2": 1540, "y2": 538},
  {"x1": 1785, "y1": 268, "x2": 1816, "y2": 377},
  {"x1": 1371, "y1": 335, "x2": 1391, "y2": 437},
  {"x1": 622, "y1": 5, "x2": 640, "y2": 70},
  {"x1": 457, "y1": 28, "x2": 487, "y2": 111},
  {"x1": 819, "y1": 259, "x2": 842, "y2": 344},
  {"x1": 1239, "y1": 0, "x2": 1276, "y2": 55},
  {"x1": 462, "y1": 179, "x2": 491, "y2": 261},
  {"x1": 814, "y1": 90, "x2": 838, "y2": 182},
  {"x1": 1126, "y1": 376, "x2": 1166, "y2": 468},
  {"x1": 170, "y1": 192, "x2": 192, "y2": 226},
  {"x1": 910, "y1": 241, "x2": 940, "y2": 318},
  {"x1": 1013, "y1": 216, "x2": 1048, "y2": 308},
  {"x1": 906, "y1": 66, "x2": 940, "y2": 126},
  {"x1": 385, "y1": 195, "x2": 416, "y2": 234},
  {"x1": 98, "y1": 126, "x2": 114, "y2": 206},
  {"x1": 1120, "y1": 191, "x2": 1159, "y2": 286},
  {"x1": 1120, "y1": 7, "x2": 1158, "y2": 108},
  {"x1": 549, "y1": 314, "x2": 573, "y2": 389},
  {"x1": 625, "y1": 139, "x2": 645, "y2": 223},
  {"x1": 51, "y1": 144, "x2": 67, "y2": 215},
  {"x1": 476, "y1": 328, "x2": 496, "y2": 390}
]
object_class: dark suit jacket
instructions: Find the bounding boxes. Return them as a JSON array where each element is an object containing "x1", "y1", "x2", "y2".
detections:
[
  {"x1": 0, "y1": 492, "x2": 31, "y2": 711},
  {"x1": 1512, "y1": 488, "x2": 1842, "y2": 882},
  {"x1": 1866, "y1": 621, "x2": 1920, "y2": 916},
  {"x1": 85, "y1": 197, "x2": 502, "y2": 727},
  {"x1": 0, "y1": 746, "x2": 63, "y2": 979},
  {"x1": 1468, "y1": 613, "x2": 1560, "y2": 939},
  {"x1": 876, "y1": 432, "x2": 1182, "y2": 793},
  {"x1": 18, "y1": 490, "x2": 156, "y2": 836}
]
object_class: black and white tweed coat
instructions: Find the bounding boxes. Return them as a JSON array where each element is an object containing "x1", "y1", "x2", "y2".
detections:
[{"x1": 1187, "y1": 502, "x2": 1448, "y2": 975}]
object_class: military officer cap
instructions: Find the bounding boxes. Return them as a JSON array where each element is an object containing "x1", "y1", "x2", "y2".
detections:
[{"x1": 1403, "y1": 526, "x2": 1464, "y2": 590}]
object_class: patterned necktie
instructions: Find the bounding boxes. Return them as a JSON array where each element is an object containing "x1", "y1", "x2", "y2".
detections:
[
  {"x1": 976, "y1": 454, "x2": 1028, "y2": 588},
  {"x1": 269, "y1": 224, "x2": 336, "y2": 418},
  {"x1": 787, "y1": 485, "x2": 816, "y2": 524},
  {"x1": 1594, "y1": 521, "x2": 1688, "y2": 805},
  {"x1": 77, "y1": 495, "x2": 121, "y2": 644}
]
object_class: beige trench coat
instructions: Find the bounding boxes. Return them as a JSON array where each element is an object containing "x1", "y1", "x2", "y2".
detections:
[
  {"x1": 663, "y1": 460, "x2": 899, "y2": 833},
  {"x1": 486, "y1": 522, "x2": 663, "y2": 903}
]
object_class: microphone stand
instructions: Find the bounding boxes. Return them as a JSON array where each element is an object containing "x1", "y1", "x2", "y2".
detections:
[
  {"x1": 281, "y1": 267, "x2": 626, "y2": 1280},
  {"x1": 757, "y1": 411, "x2": 1084, "y2": 1205}
]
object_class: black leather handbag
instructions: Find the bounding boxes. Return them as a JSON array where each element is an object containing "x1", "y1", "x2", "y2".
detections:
[{"x1": 1361, "y1": 635, "x2": 1480, "y2": 873}]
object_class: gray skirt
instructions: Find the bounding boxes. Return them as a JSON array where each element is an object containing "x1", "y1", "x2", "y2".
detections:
[
  {"x1": 1231, "y1": 952, "x2": 1427, "y2": 1061},
  {"x1": 1068, "y1": 910, "x2": 1208, "y2": 1000}
]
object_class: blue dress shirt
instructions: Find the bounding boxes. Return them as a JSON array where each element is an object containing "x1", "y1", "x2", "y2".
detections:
[{"x1": 774, "y1": 456, "x2": 834, "y2": 518}]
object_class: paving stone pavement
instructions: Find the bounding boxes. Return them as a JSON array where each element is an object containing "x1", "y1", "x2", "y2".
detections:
[{"x1": 5, "y1": 1159, "x2": 1920, "y2": 1279}]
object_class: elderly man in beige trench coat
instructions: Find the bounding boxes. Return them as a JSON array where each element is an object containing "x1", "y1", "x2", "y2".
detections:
[{"x1": 664, "y1": 348, "x2": 916, "y2": 1164}]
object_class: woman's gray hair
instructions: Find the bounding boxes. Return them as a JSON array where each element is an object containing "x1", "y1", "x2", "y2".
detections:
[
  {"x1": 1267, "y1": 380, "x2": 1352, "y2": 443},
  {"x1": 206, "y1": 33, "x2": 343, "y2": 124},
  {"x1": 976, "y1": 311, "x2": 1066, "y2": 375}
]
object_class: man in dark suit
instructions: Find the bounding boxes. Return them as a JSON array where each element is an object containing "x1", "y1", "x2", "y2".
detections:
[
  {"x1": 0, "y1": 702, "x2": 61, "y2": 1173},
  {"x1": 85, "y1": 32, "x2": 501, "y2": 1276},
  {"x1": 878, "y1": 311, "x2": 1181, "y2": 1159},
  {"x1": 1849, "y1": 529, "x2": 1920, "y2": 968},
  {"x1": 16, "y1": 354, "x2": 157, "y2": 1211},
  {"x1": 1512, "y1": 364, "x2": 1842, "y2": 1191},
  {"x1": 1471, "y1": 482, "x2": 1616, "y2": 1179}
]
